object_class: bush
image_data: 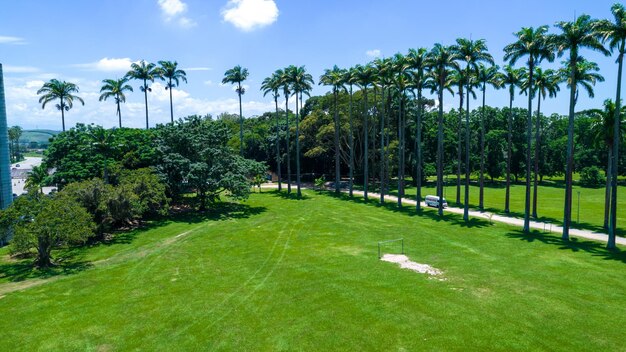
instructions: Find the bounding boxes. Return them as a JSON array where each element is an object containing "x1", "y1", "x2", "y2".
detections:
[{"x1": 579, "y1": 166, "x2": 605, "y2": 188}]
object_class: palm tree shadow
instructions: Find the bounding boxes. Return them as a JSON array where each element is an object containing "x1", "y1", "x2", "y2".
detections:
[
  {"x1": 323, "y1": 191, "x2": 490, "y2": 229},
  {"x1": 269, "y1": 189, "x2": 310, "y2": 200},
  {"x1": 506, "y1": 229, "x2": 626, "y2": 264}
]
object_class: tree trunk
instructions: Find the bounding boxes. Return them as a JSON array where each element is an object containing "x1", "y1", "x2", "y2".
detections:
[
  {"x1": 275, "y1": 96, "x2": 282, "y2": 191},
  {"x1": 524, "y1": 60, "x2": 534, "y2": 233},
  {"x1": 169, "y1": 78, "x2": 174, "y2": 123},
  {"x1": 238, "y1": 82, "x2": 244, "y2": 156},
  {"x1": 604, "y1": 146, "x2": 612, "y2": 229},
  {"x1": 334, "y1": 89, "x2": 340, "y2": 193},
  {"x1": 398, "y1": 91, "x2": 403, "y2": 207},
  {"x1": 61, "y1": 96, "x2": 66, "y2": 132},
  {"x1": 464, "y1": 84, "x2": 471, "y2": 221},
  {"x1": 415, "y1": 89, "x2": 423, "y2": 211},
  {"x1": 36, "y1": 237, "x2": 52, "y2": 267},
  {"x1": 380, "y1": 86, "x2": 386, "y2": 204},
  {"x1": 505, "y1": 92, "x2": 513, "y2": 213},
  {"x1": 608, "y1": 45, "x2": 624, "y2": 249},
  {"x1": 437, "y1": 79, "x2": 444, "y2": 216},
  {"x1": 479, "y1": 84, "x2": 486, "y2": 211},
  {"x1": 532, "y1": 96, "x2": 541, "y2": 219},
  {"x1": 143, "y1": 80, "x2": 149, "y2": 130},
  {"x1": 296, "y1": 92, "x2": 302, "y2": 198},
  {"x1": 349, "y1": 85, "x2": 355, "y2": 197},
  {"x1": 285, "y1": 96, "x2": 291, "y2": 194},
  {"x1": 563, "y1": 51, "x2": 578, "y2": 240},
  {"x1": 117, "y1": 93, "x2": 122, "y2": 128},
  {"x1": 364, "y1": 87, "x2": 369, "y2": 201},
  {"x1": 456, "y1": 86, "x2": 463, "y2": 206}
]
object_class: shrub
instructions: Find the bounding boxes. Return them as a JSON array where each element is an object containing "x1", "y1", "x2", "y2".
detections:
[{"x1": 579, "y1": 166, "x2": 605, "y2": 188}]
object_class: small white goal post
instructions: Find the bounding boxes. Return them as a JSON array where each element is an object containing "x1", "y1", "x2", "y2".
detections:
[{"x1": 378, "y1": 238, "x2": 404, "y2": 258}]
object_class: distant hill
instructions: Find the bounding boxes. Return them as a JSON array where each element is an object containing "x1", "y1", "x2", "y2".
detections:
[{"x1": 20, "y1": 129, "x2": 60, "y2": 147}]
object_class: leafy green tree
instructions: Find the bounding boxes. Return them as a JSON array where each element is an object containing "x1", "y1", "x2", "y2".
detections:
[
  {"x1": 25, "y1": 165, "x2": 49, "y2": 193},
  {"x1": 37, "y1": 79, "x2": 85, "y2": 132},
  {"x1": 260, "y1": 71, "x2": 283, "y2": 191},
  {"x1": 10, "y1": 193, "x2": 94, "y2": 267},
  {"x1": 60, "y1": 178, "x2": 113, "y2": 237},
  {"x1": 504, "y1": 25, "x2": 554, "y2": 233},
  {"x1": 155, "y1": 115, "x2": 265, "y2": 210},
  {"x1": 320, "y1": 65, "x2": 347, "y2": 193},
  {"x1": 119, "y1": 168, "x2": 169, "y2": 217},
  {"x1": 158, "y1": 60, "x2": 187, "y2": 123},
  {"x1": 222, "y1": 65, "x2": 249, "y2": 155},
  {"x1": 554, "y1": 14, "x2": 608, "y2": 240},
  {"x1": 126, "y1": 60, "x2": 161, "y2": 129},
  {"x1": 426, "y1": 43, "x2": 460, "y2": 216},
  {"x1": 99, "y1": 77, "x2": 133, "y2": 128},
  {"x1": 8, "y1": 126, "x2": 22, "y2": 163},
  {"x1": 87, "y1": 126, "x2": 117, "y2": 184},
  {"x1": 597, "y1": 3, "x2": 626, "y2": 248}
]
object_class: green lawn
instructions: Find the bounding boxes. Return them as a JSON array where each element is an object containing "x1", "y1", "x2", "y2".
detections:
[
  {"x1": 0, "y1": 191, "x2": 625, "y2": 350},
  {"x1": 384, "y1": 179, "x2": 626, "y2": 236}
]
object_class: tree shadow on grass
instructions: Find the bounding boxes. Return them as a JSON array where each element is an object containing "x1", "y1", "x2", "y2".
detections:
[
  {"x1": 0, "y1": 250, "x2": 93, "y2": 283},
  {"x1": 269, "y1": 189, "x2": 310, "y2": 200},
  {"x1": 506, "y1": 229, "x2": 626, "y2": 264},
  {"x1": 323, "y1": 191, "x2": 491, "y2": 229}
]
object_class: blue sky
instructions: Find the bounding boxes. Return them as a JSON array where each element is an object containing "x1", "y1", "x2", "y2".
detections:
[{"x1": 0, "y1": 0, "x2": 623, "y2": 130}]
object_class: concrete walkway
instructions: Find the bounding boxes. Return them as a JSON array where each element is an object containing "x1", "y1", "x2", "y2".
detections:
[{"x1": 260, "y1": 182, "x2": 625, "y2": 247}]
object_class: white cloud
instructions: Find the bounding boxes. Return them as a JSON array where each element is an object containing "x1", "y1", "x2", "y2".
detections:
[
  {"x1": 3, "y1": 65, "x2": 39, "y2": 73},
  {"x1": 204, "y1": 80, "x2": 213, "y2": 86},
  {"x1": 0, "y1": 36, "x2": 26, "y2": 45},
  {"x1": 221, "y1": 0, "x2": 279, "y2": 32},
  {"x1": 158, "y1": 0, "x2": 197, "y2": 28},
  {"x1": 74, "y1": 58, "x2": 135, "y2": 72},
  {"x1": 366, "y1": 49, "x2": 381, "y2": 58}
]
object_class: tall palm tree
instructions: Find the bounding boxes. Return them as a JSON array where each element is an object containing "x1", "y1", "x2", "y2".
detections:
[
  {"x1": 320, "y1": 65, "x2": 347, "y2": 193},
  {"x1": 597, "y1": 3, "x2": 626, "y2": 248},
  {"x1": 426, "y1": 43, "x2": 460, "y2": 216},
  {"x1": 392, "y1": 53, "x2": 411, "y2": 207},
  {"x1": 99, "y1": 77, "x2": 133, "y2": 128},
  {"x1": 504, "y1": 25, "x2": 555, "y2": 233},
  {"x1": 589, "y1": 99, "x2": 626, "y2": 230},
  {"x1": 261, "y1": 71, "x2": 283, "y2": 191},
  {"x1": 500, "y1": 65, "x2": 525, "y2": 214},
  {"x1": 88, "y1": 126, "x2": 116, "y2": 184},
  {"x1": 126, "y1": 60, "x2": 160, "y2": 129},
  {"x1": 373, "y1": 58, "x2": 391, "y2": 204},
  {"x1": 8, "y1": 126, "x2": 22, "y2": 163},
  {"x1": 521, "y1": 67, "x2": 561, "y2": 218},
  {"x1": 286, "y1": 65, "x2": 314, "y2": 197},
  {"x1": 342, "y1": 66, "x2": 359, "y2": 197},
  {"x1": 355, "y1": 64, "x2": 376, "y2": 201},
  {"x1": 554, "y1": 15, "x2": 608, "y2": 240},
  {"x1": 277, "y1": 69, "x2": 292, "y2": 194},
  {"x1": 222, "y1": 65, "x2": 249, "y2": 155},
  {"x1": 476, "y1": 64, "x2": 502, "y2": 210},
  {"x1": 37, "y1": 79, "x2": 85, "y2": 132},
  {"x1": 451, "y1": 70, "x2": 465, "y2": 207},
  {"x1": 406, "y1": 48, "x2": 428, "y2": 211},
  {"x1": 455, "y1": 38, "x2": 493, "y2": 220},
  {"x1": 158, "y1": 60, "x2": 187, "y2": 123}
]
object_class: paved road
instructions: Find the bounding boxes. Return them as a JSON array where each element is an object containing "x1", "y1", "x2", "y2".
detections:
[
  {"x1": 11, "y1": 157, "x2": 56, "y2": 195},
  {"x1": 261, "y1": 182, "x2": 626, "y2": 246}
]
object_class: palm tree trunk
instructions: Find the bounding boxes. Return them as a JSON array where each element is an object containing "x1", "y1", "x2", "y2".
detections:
[
  {"x1": 604, "y1": 146, "x2": 612, "y2": 229},
  {"x1": 464, "y1": 86, "x2": 471, "y2": 221},
  {"x1": 380, "y1": 86, "x2": 386, "y2": 204},
  {"x1": 275, "y1": 96, "x2": 282, "y2": 191},
  {"x1": 238, "y1": 82, "x2": 244, "y2": 156},
  {"x1": 397, "y1": 91, "x2": 403, "y2": 207},
  {"x1": 608, "y1": 45, "x2": 624, "y2": 249},
  {"x1": 479, "y1": 84, "x2": 486, "y2": 211},
  {"x1": 532, "y1": 96, "x2": 541, "y2": 219},
  {"x1": 285, "y1": 96, "x2": 291, "y2": 194},
  {"x1": 349, "y1": 86, "x2": 355, "y2": 197},
  {"x1": 61, "y1": 96, "x2": 66, "y2": 132},
  {"x1": 169, "y1": 78, "x2": 174, "y2": 123},
  {"x1": 116, "y1": 98, "x2": 122, "y2": 128},
  {"x1": 296, "y1": 92, "x2": 302, "y2": 198},
  {"x1": 416, "y1": 89, "x2": 423, "y2": 211},
  {"x1": 334, "y1": 89, "x2": 340, "y2": 193},
  {"x1": 505, "y1": 92, "x2": 513, "y2": 213},
  {"x1": 456, "y1": 88, "x2": 463, "y2": 206},
  {"x1": 524, "y1": 61, "x2": 534, "y2": 233},
  {"x1": 143, "y1": 81, "x2": 149, "y2": 129},
  {"x1": 563, "y1": 52, "x2": 577, "y2": 240},
  {"x1": 364, "y1": 87, "x2": 369, "y2": 201},
  {"x1": 437, "y1": 81, "x2": 444, "y2": 216}
]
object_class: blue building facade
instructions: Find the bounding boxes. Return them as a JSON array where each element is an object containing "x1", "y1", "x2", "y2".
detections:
[{"x1": 0, "y1": 63, "x2": 12, "y2": 210}]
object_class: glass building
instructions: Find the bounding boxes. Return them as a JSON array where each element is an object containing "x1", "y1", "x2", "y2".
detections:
[{"x1": 0, "y1": 64, "x2": 12, "y2": 210}]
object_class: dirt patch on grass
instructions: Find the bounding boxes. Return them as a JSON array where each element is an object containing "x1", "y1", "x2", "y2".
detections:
[{"x1": 381, "y1": 254, "x2": 444, "y2": 279}]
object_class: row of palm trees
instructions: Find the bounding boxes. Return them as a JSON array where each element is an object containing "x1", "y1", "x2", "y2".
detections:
[
  {"x1": 260, "y1": 4, "x2": 625, "y2": 249},
  {"x1": 37, "y1": 60, "x2": 187, "y2": 131}
]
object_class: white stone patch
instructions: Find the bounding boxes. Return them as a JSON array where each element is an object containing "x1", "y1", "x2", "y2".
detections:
[{"x1": 381, "y1": 254, "x2": 443, "y2": 278}]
